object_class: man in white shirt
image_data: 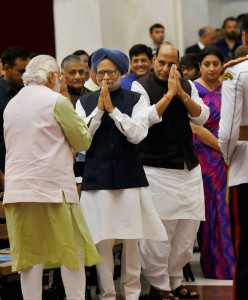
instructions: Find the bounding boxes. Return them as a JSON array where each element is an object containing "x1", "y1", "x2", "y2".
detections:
[
  {"x1": 219, "y1": 13, "x2": 248, "y2": 300},
  {"x1": 76, "y1": 47, "x2": 167, "y2": 300},
  {"x1": 132, "y1": 42, "x2": 209, "y2": 299}
]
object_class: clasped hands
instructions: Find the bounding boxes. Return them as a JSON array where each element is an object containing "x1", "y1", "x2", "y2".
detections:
[
  {"x1": 98, "y1": 80, "x2": 114, "y2": 113},
  {"x1": 167, "y1": 64, "x2": 187, "y2": 102}
]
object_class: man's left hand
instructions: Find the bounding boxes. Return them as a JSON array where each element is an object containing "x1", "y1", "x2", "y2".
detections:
[{"x1": 101, "y1": 80, "x2": 114, "y2": 113}]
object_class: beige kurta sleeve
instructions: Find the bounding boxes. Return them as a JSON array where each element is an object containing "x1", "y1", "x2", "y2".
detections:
[{"x1": 54, "y1": 95, "x2": 92, "y2": 152}]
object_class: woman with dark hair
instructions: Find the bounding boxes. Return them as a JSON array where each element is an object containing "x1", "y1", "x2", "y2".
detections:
[{"x1": 192, "y1": 46, "x2": 235, "y2": 279}]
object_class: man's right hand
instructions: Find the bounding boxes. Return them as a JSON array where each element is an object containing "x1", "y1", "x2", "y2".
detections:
[{"x1": 167, "y1": 64, "x2": 178, "y2": 98}]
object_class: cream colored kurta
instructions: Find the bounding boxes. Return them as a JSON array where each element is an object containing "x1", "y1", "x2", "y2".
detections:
[
  {"x1": 3, "y1": 85, "x2": 101, "y2": 272},
  {"x1": 4, "y1": 84, "x2": 91, "y2": 204}
]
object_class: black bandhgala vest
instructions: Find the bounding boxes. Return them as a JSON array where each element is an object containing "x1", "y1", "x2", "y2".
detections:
[
  {"x1": 80, "y1": 87, "x2": 149, "y2": 190},
  {"x1": 137, "y1": 72, "x2": 199, "y2": 171}
]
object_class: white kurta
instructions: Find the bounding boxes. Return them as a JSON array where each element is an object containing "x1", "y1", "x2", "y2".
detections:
[
  {"x1": 131, "y1": 80, "x2": 209, "y2": 221},
  {"x1": 219, "y1": 60, "x2": 248, "y2": 187},
  {"x1": 76, "y1": 94, "x2": 167, "y2": 244},
  {"x1": 144, "y1": 165, "x2": 205, "y2": 220}
]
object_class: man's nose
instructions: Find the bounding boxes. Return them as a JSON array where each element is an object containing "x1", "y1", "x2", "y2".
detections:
[
  {"x1": 162, "y1": 64, "x2": 169, "y2": 72},
  {"x1": 103, "y1": 72, "x2": 110, "y2": 79},
  {"x1": 74, "y1": 72, "x2": 81, "y2": 79}
]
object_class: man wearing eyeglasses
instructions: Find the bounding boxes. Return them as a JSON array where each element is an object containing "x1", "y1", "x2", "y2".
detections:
[
  {"x1": 76, "y1": 47, "x2": 166, "y2": 300},
  {"x1": 61, "y1": 54, "x2": 91, "y2": 108},
  {"x1": 120, "y1": 44, "x2": 153, "y2": 91}
]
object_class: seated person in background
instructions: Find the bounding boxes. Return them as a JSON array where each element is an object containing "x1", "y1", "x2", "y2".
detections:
[
  {"x1": 185, "y1": 26, "x2": 216, "y2": 54},
  {"x1": 61, "y1": 54, "x2": 91, "y2": 108},
  {"x1": 73, "y1": 49, "x2": 90, "y2": 81},
  {"x1": 179, "y1": 53, "x2": 201, "y2": 81},
  {"x1": 84, "y1": 52, "x2": 100, "y2": 91},
  {"x1": 121, "y1": 44, "x2": 153, "y2": 90}
]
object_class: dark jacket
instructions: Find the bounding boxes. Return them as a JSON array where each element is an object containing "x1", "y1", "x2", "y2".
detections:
[
  {"x1": 137, "y1": 72, "x2": 199, "y2": 171},
  {"x1": 80, "y1": 87, "x2": 149, "y2": 190}
]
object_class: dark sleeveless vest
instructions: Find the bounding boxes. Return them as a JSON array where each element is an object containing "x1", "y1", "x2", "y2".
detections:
[
  {"x1": 80, "y1": 87, "x2": 149, "y2": 190},
  {"x1": 137, "y1": 72, "x2": 199, "y2": 171}
]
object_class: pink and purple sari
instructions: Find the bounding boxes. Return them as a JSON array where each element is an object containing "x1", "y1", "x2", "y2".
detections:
[{"x1": 193, "y1": 81, "x2": 235, "y2": 279}]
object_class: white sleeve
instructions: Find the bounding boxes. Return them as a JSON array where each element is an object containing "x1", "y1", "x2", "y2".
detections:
[
  {"x1": 131, "y1": 81, "x2": 161, "y2": 126},
  {"x1": 132, "y1": 80, "x2": 210, "y2": 127},
  {"x1": 219, "y1": 68, "x2": 243, "y2": 165},
  {"x1": 109, "y1": 95, "x2": 149, "y2": 144},
  {"x1": 75, "y1": 99, "x2": 104, "y2": 136}
]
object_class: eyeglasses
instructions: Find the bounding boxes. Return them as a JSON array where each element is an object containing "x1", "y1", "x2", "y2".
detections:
[{"x1": 96, "y1": 68, "x2": 117, "y2": 78}]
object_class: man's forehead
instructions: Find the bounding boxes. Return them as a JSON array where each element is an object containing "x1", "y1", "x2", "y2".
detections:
[
  {"x1": 65, "y1": 61, "x2": 85, "y2": 70},
  {"x1": 153, "y1": 28, "x2": 164, "y2": 33},
  {"x1": 131, "y1": 53, "x2": 149, "y2": 60},
  {"x1": 97, "y1": 58, "x2": 117, "y2": 69},
  {"x1": 13, "y1": 57, "x2": 29, "y2": 67},
  {"x1": 157, "y1": 45, "x2": 178, "y2": 59}
]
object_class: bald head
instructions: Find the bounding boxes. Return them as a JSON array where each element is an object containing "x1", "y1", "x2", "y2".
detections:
[
  {"x1": 199, "y1": 26, "x2": 216, "y2": 47},
  {"x1": 153, "y1": 43, "x2": 179, "y2": 81}
]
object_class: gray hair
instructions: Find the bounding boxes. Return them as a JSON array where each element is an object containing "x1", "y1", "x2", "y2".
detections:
[
  {"x1": 61, "y1": 54, "x2": 85, "y2": 70},
  {"x1": 23, "y1": 55, "x2": 59, "y2": 86}
]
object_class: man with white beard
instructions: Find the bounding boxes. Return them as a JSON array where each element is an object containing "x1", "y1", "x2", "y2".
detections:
[{"x1": 3, "y1": 55, "x2": 101, "y2": 300}]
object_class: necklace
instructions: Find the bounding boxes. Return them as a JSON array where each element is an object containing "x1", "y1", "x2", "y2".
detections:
[{"x1": 200, "y1": 77, "x2": 220, "y2": 91}]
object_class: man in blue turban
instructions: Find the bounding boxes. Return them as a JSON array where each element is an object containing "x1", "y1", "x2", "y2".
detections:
[{"x1": 75, "y1": 48, "x2": 167, "y2": 300}]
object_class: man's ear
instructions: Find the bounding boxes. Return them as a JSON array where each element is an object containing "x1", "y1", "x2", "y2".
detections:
[
  {"x1": 3, "y1": 64, "x2": 10, "y2": 72},
  {"x1": 49, "y1": 72, "x2": 55, "y2": 84},
  {"x1": 46, "y1": 72, "x2": 54, "y2": 89}
]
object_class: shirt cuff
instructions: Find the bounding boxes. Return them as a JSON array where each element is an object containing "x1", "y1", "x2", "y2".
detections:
[
  {"x1": 93, "y1": 108, "x2": 105, "y2": 121},
  {"x1": 149, "y1": 104, "x2": 161, "y2": 123},
  {"x1": 109, "y1": 107, "x2": 123, "y2": 122}
]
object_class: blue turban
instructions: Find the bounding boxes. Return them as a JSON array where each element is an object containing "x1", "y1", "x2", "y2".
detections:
[{"x1": 91, "y1": 48, "x2": 129, "y2": 76}]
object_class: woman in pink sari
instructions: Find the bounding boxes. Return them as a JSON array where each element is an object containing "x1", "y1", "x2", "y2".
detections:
[{"x1": 192, "y1": 46, "x2": 235, "y2": 279}]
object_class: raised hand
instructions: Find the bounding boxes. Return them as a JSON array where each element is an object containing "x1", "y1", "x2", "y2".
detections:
[
  {"x1": 98, "y1": 82, "x2": 105, "y2": 111},
  {"x1": 59, "y1": 75, "x2": 71, "y2": 100},
  {"x1": 167, "y1": 64, "x2": 178, "y2": 98},
  {"x1": 100, "y1": 80, "x2": 114, "y2": 113}
]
